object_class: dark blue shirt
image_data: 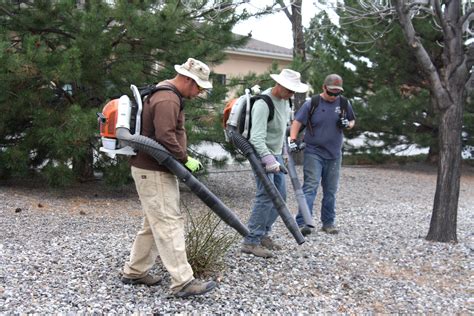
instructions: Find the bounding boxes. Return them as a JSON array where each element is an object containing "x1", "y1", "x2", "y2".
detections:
[{"x1": 295, "y1": 96, "x2": 355, "y2": 159}]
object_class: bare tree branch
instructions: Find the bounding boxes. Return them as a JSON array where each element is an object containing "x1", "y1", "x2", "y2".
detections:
[
  {"x1": 276, "y1": 0, "x2": 292, "y2": 20},
  {"x1": 394, "y1": 0, "x2": 447, "y2": 109},
  {"x1": 460, "y1": 7, "x2": 474, "y2": 35},
  {"x1": 460, "y1": 7, "x2": 474, "y2": 26}
]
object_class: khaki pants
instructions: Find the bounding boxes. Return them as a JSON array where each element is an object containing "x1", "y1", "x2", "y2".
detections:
[{"x1": 123, "y1": 166, "x2": 194, "y2": 291}]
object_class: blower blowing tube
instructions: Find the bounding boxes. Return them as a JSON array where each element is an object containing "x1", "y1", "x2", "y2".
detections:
[
  {"x1": 116, "y1": 127, "x2": 250, "y2": 238},
  {"x1": 283, "y1": 140, "x2": 315, "y2": 228},
  {"x1": 228, "y1": 128, "x2": 305, "y2": 245}
]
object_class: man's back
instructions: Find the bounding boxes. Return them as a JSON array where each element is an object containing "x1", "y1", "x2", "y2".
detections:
[{"x1": 131, "y1": 83, "x2": 186, "y2": 172}]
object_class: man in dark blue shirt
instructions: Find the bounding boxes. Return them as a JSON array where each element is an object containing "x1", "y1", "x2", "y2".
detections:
[{"x1": 289, "y1": 74, "x2": 356, "y2": 235}]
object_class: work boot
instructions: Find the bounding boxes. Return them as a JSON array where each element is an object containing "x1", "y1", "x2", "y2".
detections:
[
  {"x1": 322, "y1": 225, "x2": 339, "y2": 234},
  {"x1": 121, "y1": 274, "x2": 162, "y2": 286},
  {"x1": 300, "y1": 226, "x2": 313, "y2": 236},
  {"x1": 261, "y1": 236, "x2": 282, "y2": 250},
  {"x1": 241, "y1": 243, "x2": 273, "y2": 258},
  {"x1": 174, "y1": 279, "x2": 217, "y2": 298}
]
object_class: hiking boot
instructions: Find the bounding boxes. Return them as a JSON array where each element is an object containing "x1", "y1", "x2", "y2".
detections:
[
  {"x1": 322, "y1": 225, "x2": 339, "y2": 234},
  {"x1": 261, "y1": 236, "x2": 282, "y2": 250},
  {"x1": 174, "y1": 279, "x2": 217, "y2": 298},
  {"x1": 241, "y1": 243, "x2": 273, "y2": 258},
  {"x1": 121, "y1": 274, "x2": 162, "y2": 286},
  {"x1": 300, "y1": 226, "x2": 313, "y2": 236}
]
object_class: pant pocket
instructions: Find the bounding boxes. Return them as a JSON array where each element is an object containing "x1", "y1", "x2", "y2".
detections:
[{"x1": 132, "y1": 169, "x2": 158, "y2": 198}]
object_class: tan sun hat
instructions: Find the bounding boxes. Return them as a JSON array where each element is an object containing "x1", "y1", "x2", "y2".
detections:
[
  {"x1": 324, "y1": 74, "x2": 344, "y2": 91},
  {"x1": 270, "y1": 69, "x2": 308, "y2": 93},
  {"x1": 174, "y1": 58, "x2": 213, "y2": 89}
]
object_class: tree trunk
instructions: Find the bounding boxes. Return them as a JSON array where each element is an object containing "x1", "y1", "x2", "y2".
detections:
[
  {"x1": 280, "y1": 0, "x2": 307, "y2": 164},
  {"x1": 393, "y1": 0, "x2": 469, "y2": 243},
  {"x1": 426, "y1": 99, "x2": 462, "y2": 242},
  {"x1": 289, "y1": 0, "x2": 306, "y2": 112},
  {"x1": 426, "y1": 94, "x2": 439, "y2": 164}
]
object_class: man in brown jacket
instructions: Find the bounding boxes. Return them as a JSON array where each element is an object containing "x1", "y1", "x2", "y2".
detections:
[{"x1": 121, "y1": 58, "x2": 216, "y2": 298}]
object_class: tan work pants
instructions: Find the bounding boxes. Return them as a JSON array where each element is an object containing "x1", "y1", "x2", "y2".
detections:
[{"x1": 123, "y1": 166, "x2": 194, "y2": 291}]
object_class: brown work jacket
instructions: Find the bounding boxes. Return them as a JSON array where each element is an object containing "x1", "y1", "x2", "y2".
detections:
[{"x1": 130, "y1": 82, "x2": 187, "y2": 173}]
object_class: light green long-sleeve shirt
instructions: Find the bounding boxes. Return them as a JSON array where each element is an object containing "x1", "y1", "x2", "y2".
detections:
[{"x1": 249, "y1": 88, "x2": 290, "y2": 157}]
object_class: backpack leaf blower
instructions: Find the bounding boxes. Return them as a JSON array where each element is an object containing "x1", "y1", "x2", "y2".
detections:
[
  {"x1": 226, "y1": 126, "x2": 305, "y2": 245},
  {"x1": 98, "y1": 85, "x2": 250, "y2": 238}
]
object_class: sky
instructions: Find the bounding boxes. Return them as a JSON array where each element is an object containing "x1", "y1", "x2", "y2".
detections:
[{"x1": 231, "y1": 1, "x2": 321, "y2": 49}]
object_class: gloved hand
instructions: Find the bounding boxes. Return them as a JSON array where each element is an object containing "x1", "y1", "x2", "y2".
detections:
[
  {"x1": 337, "y1": 118, "x2": 350, "y2": 129},
  {"x1": 250, "y1": 85, "x2": 261, "y2": 94},
  {"x1": 282, "y1": 152, "x2": 289, "y2": 166},
  {"x1": 185, "y1": 156, "x2": 203, "y2": 173},
  {"x1": 288, "y1": 139, "x2": 305, "y2": 153},
  {"x1": 261, "y1": 154, "x2": 280, "y2": 173}
]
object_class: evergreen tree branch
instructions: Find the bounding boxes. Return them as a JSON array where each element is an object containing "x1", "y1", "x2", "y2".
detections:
[
  {"x1": 26, "y1": 27, "x2": 75, "y2": 39},
  {"x1": 0, "y1": 5, "x2": 14, "y2": 17}
]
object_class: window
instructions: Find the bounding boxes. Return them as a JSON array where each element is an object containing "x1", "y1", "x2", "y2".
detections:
[{"x1": 214, "y1": 73, "x2": 226, "y2": 86}]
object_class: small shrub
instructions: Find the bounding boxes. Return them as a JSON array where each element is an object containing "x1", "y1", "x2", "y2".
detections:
[{"x1": 183, "y1": 205, "x2": 239, "y2": 277}]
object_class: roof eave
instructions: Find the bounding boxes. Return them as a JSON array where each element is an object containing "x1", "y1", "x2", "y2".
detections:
[{"x1": 224, "y1": 48, "x2": 293, "y2": 61}]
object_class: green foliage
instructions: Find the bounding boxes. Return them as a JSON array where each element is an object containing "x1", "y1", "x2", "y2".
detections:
[
  {"x1": 0, "y1": 0, "x2": 251, "y2": 185},
  {"x1": 99, "y1": 156, "x2": 133, "y2": 188},
  {"x1": 184, "y1": 207, "x2": 238, "y2": 277},
  {"x1": 0, "y1": 146, "x2": 30, "y2": 179},
  {"x1": 351, "y1": 87, "x2": 437, "y2": 155},
  {"x1": 304, "y1": 3, "x2": 452, "y2": 159},
  {"x1": 305, "y1": 11, "x2": 366, "y2": 98},
  {"x1": 41, "y1": 161, "x2": 74, "y2": 187}
]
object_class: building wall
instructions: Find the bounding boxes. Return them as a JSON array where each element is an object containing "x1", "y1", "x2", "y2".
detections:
[{"x1": 212, "y1": 52, "x2": 292, "y2": 79}]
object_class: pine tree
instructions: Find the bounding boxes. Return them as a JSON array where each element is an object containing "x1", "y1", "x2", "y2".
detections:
[
  {"x1": 306, "y1": 0, "x2": 473, "y2": 242},
  {"x1": 0, "y1": 0, "x2": 248, "y2": 185},
  {"x1": 304, "y1": 3, "x2": 450, "y2": 160}
]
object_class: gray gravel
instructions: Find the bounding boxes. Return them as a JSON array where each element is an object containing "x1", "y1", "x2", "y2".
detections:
[{"x1": 1, "y1": 164, "x2": 473, "y2": 314}]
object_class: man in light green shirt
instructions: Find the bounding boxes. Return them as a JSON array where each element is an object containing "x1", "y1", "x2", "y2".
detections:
[{"x1": 242, "y1": 69, "x2": 308, "y2": 258}]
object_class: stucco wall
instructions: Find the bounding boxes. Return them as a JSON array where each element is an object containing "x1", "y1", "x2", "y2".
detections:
[{"x1": 212, "y1": 52, "x2": 291, "y2": 78}]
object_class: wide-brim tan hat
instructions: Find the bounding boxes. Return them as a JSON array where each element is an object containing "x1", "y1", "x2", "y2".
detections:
[
  {"x1": 174, "y1": 58, "x2": 213, "y2": 89},
  {"x1": 270, "y1": 69, "x2": 308, "y2": 93}
]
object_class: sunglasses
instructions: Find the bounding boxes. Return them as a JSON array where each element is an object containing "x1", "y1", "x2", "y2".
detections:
[
  {"x1": 325, "y1": 87, "x2": 342, "y2": 97},
  {"x1": 285, "y1": 87, "x2": 295, "y2": 94},
  {"x1": 195, "y1": 81, "x2": 205, "y2": 92}
]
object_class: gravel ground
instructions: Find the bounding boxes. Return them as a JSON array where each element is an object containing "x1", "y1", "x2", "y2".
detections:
[{"x1": 0, "y1": 163, "x2": 473, "y2": 314}]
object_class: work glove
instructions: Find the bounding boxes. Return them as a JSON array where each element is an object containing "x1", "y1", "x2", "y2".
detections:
[
  {"x1": 288, "y1": 139, "x2": 305, "y2": 153},
  {"x1": 185, "y1": 156, "x2": 203, "y2": 173},
  {"x1": 282, "y1": 152, "x2": 289, "y2": 166},
  {"x1": 261, "y1": 154, "x2": 280, "y2": 173},
  {"x1": 337, "y1": 118, "x2": 350, "y2": 129},
  {"x1": 250, "y1": 85, "x2": 261, "y2": 94}
]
